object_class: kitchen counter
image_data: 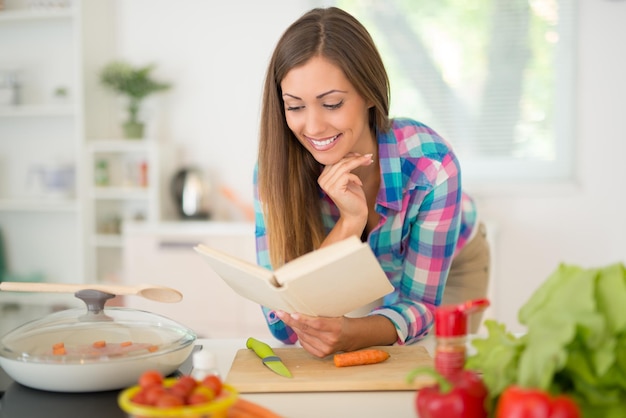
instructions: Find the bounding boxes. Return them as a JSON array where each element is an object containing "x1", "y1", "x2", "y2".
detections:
[
  {"x1": 207, "y1": 337, "x2": 435, "y2": 418},
  {"x1": 0, "y1": 337, "x2": 436, "y2": 418}
]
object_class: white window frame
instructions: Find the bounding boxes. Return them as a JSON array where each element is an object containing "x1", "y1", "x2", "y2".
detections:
[{"x1": 319, "y1": 0, "x2": 578, "y2": 195}]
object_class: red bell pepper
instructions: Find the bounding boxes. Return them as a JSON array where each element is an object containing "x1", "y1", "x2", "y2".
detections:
[
  {"x1": 495, "y1": 386, "x2": 581, "y2": 418},
  {"x1": 406, "y1": 368, "x2": 488, "y2": 418}
]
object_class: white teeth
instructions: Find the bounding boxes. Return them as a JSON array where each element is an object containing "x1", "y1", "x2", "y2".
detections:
[{"x1": 310, "y1": 134, "x2": 338, "y2": 147}]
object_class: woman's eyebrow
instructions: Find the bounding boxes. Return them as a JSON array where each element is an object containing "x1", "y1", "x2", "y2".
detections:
[
  {"x1": 316, "y1": 89, "x2": 347, "y2": 99},
  {"x1": 282, "y1": 89, "x2": 348, "y2": 100},
  {"x1": 282, "y1": 93, "x2": 302, "y2": 100}
]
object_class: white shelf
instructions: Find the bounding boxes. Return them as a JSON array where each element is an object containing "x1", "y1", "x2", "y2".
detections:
[
  {"x1": 91, "y1": 186, "x2": 151, "y2": 200},
  {"x1": 84, "y1": 134, "x2": 160, "y2": 283},
  {"x1": 0, "y1": 198, "x2": 79, "y2": 212},
  {"x1": 0, "y1": 9, "x2": 75, "y2": 23},
  {"x1": 0, "y1": 104, "x2": 75, "y2": 118},
  {"x1": 86, "y1": 138, "x2": 157, "y2": 153},
  {"x1": 0, "y1": 1, "x2": 85, "y2": 289}
]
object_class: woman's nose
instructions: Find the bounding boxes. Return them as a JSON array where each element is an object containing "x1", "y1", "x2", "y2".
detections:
[{"x1": 304, "y1": 107, "x2": 325, "y2": 136}]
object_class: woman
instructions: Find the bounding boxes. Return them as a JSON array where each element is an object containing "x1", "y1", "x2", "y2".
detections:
[{"x1": 254, "y1": 7, "x2": 489, "y2": 358}]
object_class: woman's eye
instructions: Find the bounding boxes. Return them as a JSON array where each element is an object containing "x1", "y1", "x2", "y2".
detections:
[
  {"x1": 286, "y1": 105, "x2": 303, "y2": 112},
  {"x1": 324, "y1": 101, "x2": 344, "y2": 110}
]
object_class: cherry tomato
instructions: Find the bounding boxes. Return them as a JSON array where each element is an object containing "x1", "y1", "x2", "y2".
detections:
[
  {"x1": 130, "y1": 389, "x2": 150, "y2": 405},
  {"x1": 201, "y1": 375, "x2": 223, "y2": 397},
  {"x1": 187, "y1": 391, "x2": 211, "y2": 405},
  {"x1": 138, "y1": 370, "x2": 164, "y2": 389},
  {"x1": 155, "y1": 393, "x2": 185, "y2": 408},
  {"x1": 170, "y1": 376, "x2": 197, "y2": 398},
  {"x1": 144, "y1": 385, "x2": 168, "y2": 405}
]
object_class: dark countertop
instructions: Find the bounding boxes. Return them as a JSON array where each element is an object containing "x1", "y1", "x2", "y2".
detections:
[
  {"x1": 0, "y1": 367, "x2": 11, "y2": 395},
  {"x1": 0, "y1": 381, "x2": 126, "y2": 418}
]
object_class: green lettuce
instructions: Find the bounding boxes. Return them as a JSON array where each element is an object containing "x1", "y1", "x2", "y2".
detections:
[{"x1": 465, "y1": 262, "x2": 626, "y2": 416}]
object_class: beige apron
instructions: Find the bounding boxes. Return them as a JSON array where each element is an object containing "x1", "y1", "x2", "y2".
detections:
[{"x1": 442, "y1": 222, "x2": 491, "y2": 333}]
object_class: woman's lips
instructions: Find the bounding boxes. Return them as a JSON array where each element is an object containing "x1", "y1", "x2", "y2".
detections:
[{"x1": 307, "y1": 133, "x2": 340, "y2": 151}]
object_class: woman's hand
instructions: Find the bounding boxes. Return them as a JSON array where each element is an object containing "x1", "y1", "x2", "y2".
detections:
[
  {"x1": 275, "y1": 311, "x2": 346, "y2": 357},
  {"x1": 275, "y1": 310, "x2": 397, "y2": 358},
  {"x1": 318, "y1": 153, "x2": 373, "y2": 236}
]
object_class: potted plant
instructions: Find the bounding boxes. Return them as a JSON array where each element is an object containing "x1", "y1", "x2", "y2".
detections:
[{"x1": 100, "y1": 61, "x2": 171, "y2": 139}]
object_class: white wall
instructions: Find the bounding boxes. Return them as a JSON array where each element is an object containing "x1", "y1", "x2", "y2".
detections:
[
  {"x1": 96, "y1": 0, "x2": 312, "y2": 220},
  {"x1": 98, "y1": 0, "x2": 626, "y2": 332}
]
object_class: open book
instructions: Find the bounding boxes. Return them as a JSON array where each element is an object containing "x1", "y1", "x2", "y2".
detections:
[{"x1": 194, "y1": 236, "x2": 394, "y2": 317}]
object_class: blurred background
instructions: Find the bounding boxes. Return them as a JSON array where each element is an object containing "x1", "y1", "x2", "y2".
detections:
[{"x1": 0, "y1": 0, "x2": 624, "y2": 338}]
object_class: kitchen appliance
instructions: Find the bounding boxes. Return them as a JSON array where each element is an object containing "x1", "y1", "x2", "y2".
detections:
[
  {"x1": 170, "y1": 167, "x2": 211, "y2": 219},
  {"x1": 0, "y1": 290, "x2": 196, "y2": 392}
]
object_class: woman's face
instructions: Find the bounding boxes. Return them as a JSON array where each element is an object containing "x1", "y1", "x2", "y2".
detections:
[{"x1": 280, "y1": 55, "x2": 374, "y2": 166}]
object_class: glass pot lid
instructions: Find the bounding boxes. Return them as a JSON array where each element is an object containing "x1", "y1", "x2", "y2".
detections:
[{"x1": 0, "y1": 289, "x2": 196, "y2": 364}]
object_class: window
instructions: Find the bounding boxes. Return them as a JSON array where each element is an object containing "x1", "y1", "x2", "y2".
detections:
[{"x1": 331, "y1": 0, "x2": 577, "y2": 188}]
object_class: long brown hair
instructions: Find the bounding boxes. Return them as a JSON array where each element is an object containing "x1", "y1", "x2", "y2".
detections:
[{"x1": 258, "y1": 7, "x2": 390, "y2": 268}]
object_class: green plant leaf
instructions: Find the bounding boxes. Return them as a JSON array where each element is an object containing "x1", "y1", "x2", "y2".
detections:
[
  {"x1": 99, "y1": 60, "x2": 171, "y2": 123},
  {"x1": 595, "y1": 263, "x2": 626, "y2": 335}
]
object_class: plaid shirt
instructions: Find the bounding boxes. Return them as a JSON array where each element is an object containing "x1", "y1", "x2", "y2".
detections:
[{"x1": 253, "y1": 117, "x2": 477, "y2": 345}]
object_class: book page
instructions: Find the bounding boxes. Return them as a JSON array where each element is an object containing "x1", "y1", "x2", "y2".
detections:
[
  {"x1": 195, "y1": 244, "x2": 279, "y2": 286},
  {"x1": 274, "y1": 237, "x2": 394, "y2": 317},
  {"x1": 194, "y1": 244, "x2": 294, "y2": 311},
  {"x1": 273, "y1": 236, "x2": 364, "y2": 284}
]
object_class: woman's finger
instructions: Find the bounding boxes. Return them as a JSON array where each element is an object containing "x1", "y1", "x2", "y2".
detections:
[{"x1": 320, "y1": 153, "x2": 372, "y2": 183}]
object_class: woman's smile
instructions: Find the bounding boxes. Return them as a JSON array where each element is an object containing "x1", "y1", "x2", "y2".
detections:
[{"x1": 306, "y1": 133, "x2": 341, "y2": 150}]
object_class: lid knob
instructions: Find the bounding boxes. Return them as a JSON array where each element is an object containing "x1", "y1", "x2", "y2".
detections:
[{"x1": 75, "y1": 289, "x2": 115, "y2": 321}]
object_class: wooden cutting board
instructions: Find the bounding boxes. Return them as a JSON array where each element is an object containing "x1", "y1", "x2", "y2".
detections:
[{"x1": 225, "y1": 345, "x2": 435, "y2": 393}]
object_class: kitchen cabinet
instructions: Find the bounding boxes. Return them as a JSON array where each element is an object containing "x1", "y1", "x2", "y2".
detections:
[
  {"x1": 84, "y1": 138, "x2": 160, "y2": 284},
  {"x1": 0, "y1": 1, "x2": 84, "y2": 300},
  {"x1": 122, "y1": 221, "x2": 271, "y2": 339}
]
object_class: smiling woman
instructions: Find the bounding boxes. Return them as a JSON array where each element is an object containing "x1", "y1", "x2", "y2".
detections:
[{"x1": 253, "y1": 6, "x2": 490, "y2": 359}]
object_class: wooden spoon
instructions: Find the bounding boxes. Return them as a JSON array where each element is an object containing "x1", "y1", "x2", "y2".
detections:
[{"x1": 0, "y1": 282, "x2": 182, "y2": 303}]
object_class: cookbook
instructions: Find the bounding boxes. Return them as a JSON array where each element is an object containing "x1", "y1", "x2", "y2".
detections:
[{"x1": 194, "y1": 235, "x2": 393, "y2": 317}]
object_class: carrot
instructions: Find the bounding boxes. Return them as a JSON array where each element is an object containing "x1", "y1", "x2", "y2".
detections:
[
  {"x1": 147, "y1": 345, "x2": 159, "y2": 352},
  {"x1": 228, "y1": 398, "x2": 283, "y2": 418},
  {"x1": 92, "y1": 340, "x2": 107, "y2": 348},
  {"x1": 52, "y1": 342, "x2": 64, "y2": 350},
  {"x1": 53, "y1": 346, "x2": 66, "y2": 355},
  {"x1": 333, "y1": 349, "x2": 390, "y2": 367},
  {"x1": 120, "y1": 341, "x2": 133, "y2": 347}
]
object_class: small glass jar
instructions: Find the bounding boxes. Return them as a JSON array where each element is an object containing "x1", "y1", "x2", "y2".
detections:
[
  {"x1": 191, "y1": 349, "x2": 220, "y2": 381},
  {"x1": 434, "y1": 298, "x2": 489, "y2": 379}
]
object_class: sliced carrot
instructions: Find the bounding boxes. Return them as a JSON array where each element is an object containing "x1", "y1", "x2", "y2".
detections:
[
  {"x1": 228, "y1": 398, "x2": 283, "y2": 418},
  {"x1": 147, "y1": 345, "x2": 159, "y2": 352},
  {"x1": 52, "y1": 342, "x2": 64, "y2": 350},
  {"x1": 120, "y1": 341, "x2": 133, "y2": 347},
  {"x1": 333, "y1": 349, "x2": 390, "y2": 367},
  {"x1": 92, "y1": 340, "x2": 107, "y2": 348},
  {"x1": 53, "y1": 346, "x2": 66, "y2": 355}
]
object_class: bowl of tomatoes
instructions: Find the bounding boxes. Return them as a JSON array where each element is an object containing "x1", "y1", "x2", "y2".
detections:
[{"x1": 118, "y1": 370, "x2": 238, "y2": 418}]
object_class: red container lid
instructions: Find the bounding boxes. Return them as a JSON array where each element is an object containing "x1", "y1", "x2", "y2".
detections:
[{"x1": 435, "y1": 298, "x2": 490, "y2": 337}]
